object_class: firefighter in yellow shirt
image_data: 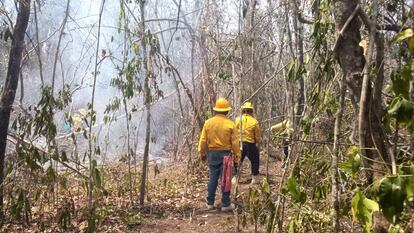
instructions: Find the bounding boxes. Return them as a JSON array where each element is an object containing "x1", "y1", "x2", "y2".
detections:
[
  {"x1": 198, "y1": 98, "x2": 240, "y2": 211},
  {"x1": 235, "y1": 102, "x2": 261, "y2": 184},
  {"x1": 271, "y1": 119, "x2": 293, "y2": 161}
]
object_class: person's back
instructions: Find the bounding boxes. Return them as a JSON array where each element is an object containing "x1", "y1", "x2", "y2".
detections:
[
  {"x1": 271, "y1": 119, "x2": 292, "y2": 162},
  {"x1": 235, "y1": 114, "x2": 260, "y2": 144},
  {"x1": 198, "y1": 98, "x2": 240, "y2": 211},
  {"x1": 200, "y1": 114, "x2": 236, "y2": 152},
  {"x1": 234, "y1": 102, "x2": 261, "y2": 184}
]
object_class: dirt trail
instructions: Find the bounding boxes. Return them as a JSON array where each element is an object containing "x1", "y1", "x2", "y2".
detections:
[{"x1": 140, "y1": 155, "x2": 283, "y2": 233}]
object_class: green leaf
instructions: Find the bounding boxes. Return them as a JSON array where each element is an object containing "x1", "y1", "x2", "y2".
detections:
[
  {"x1": 352, "y1": 190, "x2": 379, "y2": 233},
  {"x1": 287, "y1": 177, "x2": 307, "y2": 204},
  {"x1": 406, "y1": 175, "x2": 414, "y2": 200},
  {"x1": 378, "y1": 176, "x2": 406, "y2": 223},
  {"x1": 399, "y1": 163, "x2": 414, "y2": 200},
  {"x1": 339, "y1": 147, "x2": 362, "y2": 178},
  {"x1": 393, "y1": 28, "x2": 414, "y2": 42},
  {"x1": 287, "y1": 177, "x2": 300, "y2": 200},
  {"x1": 352, "y1": 191, "x2": 379, "y2": 233},
  {"x1": 94, "y1": 167, "x2": 102, "y2": 188},
  {"x1": 390, "y1": 64, "x2": 412, "y2": 99},
  {"x1": 409, "y1": 37, "x2": 414, "y2": 54},
  {"x1": 261, "y1": 178, "x2": 271, "y2": 195},
  {"x1": 388, "y1": 224, "x2": 405, "y2": 233},
  {"x1": 388, "y1": 96, "x2": 414, "y2": 124},
  {"x1": 288, "y1": 218, "x2": 300, "y2": 233},
  {"x1": 249, "y1": 188, "x2": 258, "y2": 204},
  {"x1": 5, "y1": 163, "x2": 13, "y2": 177},
  {"x1": 286, "y1": 59, "x2": 296, "y2": 81}
]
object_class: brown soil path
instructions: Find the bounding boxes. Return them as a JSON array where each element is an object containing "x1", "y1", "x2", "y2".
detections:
[{"x1": 139, "y1": 154, "x2": 283, "y2": 233}]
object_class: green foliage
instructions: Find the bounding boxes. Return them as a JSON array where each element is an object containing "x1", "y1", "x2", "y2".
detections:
[
  {"x1": 286, "y1": 59, "x2": 306, "y2": 82},
  {"x1": 388, "y1": 96, "x2": 414, "y2": 125},
  {"x1": 339, "y1": 146, "x2": 362, "y2": 178},
  {"x1": 58, "y1": 203, "x2": 72, "y2": 230},
  {"x1": 219, "y1": 71, "x2": 231, "y2": 81},
  {"x1": 393, "y1": 29, "x2": 413, "y2": 42},
  {"x1": 286, "y1": 177, "x2": 307, "y2": 204},
  {"x1": 1, "y1": 26, "x2": 12, "y2": 41},
  {"x1": 287, "y1": 59, "x2": 296, "y2": 81},
  {"x1": 32, "y1": 86, "x2": 71, "y2": 141},
  {"x1": 300, "y1": 113, "x2": 314, "y2": 136},
  {"x1": 92, "y1": 160, "x2": 102, "y2": 189},
  {"x1": 399, "y1": 163, "x2": 414, "y2": 200},
  {"x1": 351, "y1": 190, "x2": 379, "y2": 233},
  {"x1": 390, "y1": 62, "x2": 412, "y2": 100},
  {"x1": 121, "y1": 210, "x2": 141, "y2": 227},
  {"x1": 312, "y1": 185, "x2": 327, "y2": 201},
  {"x1": 288, "y1": 218, "x2": 301, "y2": 233},
  {"x1": 388, "y1": 224, "x2": 405, "y2": 233},
  {"x1": 10, "y1": 188, "x2": 31, "y2": 223},
  {"x1": 378, "y1": 176, "x2": 406, "y2": 223},
  {"x1": 241, "y1": 179, "x2": 276, "y2": 233},
  {"x1": 409, "y1": 37, "x2": 414, "y2": 54}
]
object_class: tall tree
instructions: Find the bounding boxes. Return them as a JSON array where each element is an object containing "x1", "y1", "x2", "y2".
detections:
[
  {"x1": 0, "y1": 0, "x2": 31, "y2": 221},
  {"x1": 139, "y1": 0, "x2": 151, "y2": 206}
]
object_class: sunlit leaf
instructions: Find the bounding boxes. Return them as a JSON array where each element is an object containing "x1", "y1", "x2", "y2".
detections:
[
  {"x1": 388, "y1": 224, "x2": 405, "y2": 233},
  {"x1": 351, "y1": 190, "x2": 379, "y2": 233},
  {"x1": 393, "y1": 28, "x2": 414, "y2": 42}
]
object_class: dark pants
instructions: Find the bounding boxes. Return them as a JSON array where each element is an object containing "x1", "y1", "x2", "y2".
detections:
[
  {"x1": 234, "y1": 142, "x2": 260, "y2": 176},
  {"x1": 206, "y1": 151, "x2": 231, "y2": 207},
  {"x1": 282, "y1": 139, "x2": 289, "y2": 159}
]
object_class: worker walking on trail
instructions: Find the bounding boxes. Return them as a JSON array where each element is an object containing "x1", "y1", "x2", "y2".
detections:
[
  {"x1": 271, "y1": 119, "x2": 293, "y2": 162},
  {"x1": 198, "y1": 98, "x2": 240, "y2": 211},
  {"x1": 234, "y1": 102, "x2": 261, "y2": 185}
]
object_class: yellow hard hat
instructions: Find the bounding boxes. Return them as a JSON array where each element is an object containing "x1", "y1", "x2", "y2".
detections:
[
  {"x1": 213, "y1": 98, "x2": 232, "y2": 112},
  {"x1": 77, "y1": 108, "x2": 88, "y2": 116},
  {"x1": 241, "y1": 102, "x2": 254, "y2": 110}
]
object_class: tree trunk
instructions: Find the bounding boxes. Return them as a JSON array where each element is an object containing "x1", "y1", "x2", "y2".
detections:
[
  {"x1": 370, "y1": 33, "x2": 395, "y2": 173},
  {"x1": 291, "y1": 0, "x2": 305, "y2": 125},
  {"x1": 139, "y1": 0, "x2": 151, "y2": 206},
  {"x1": 0, "y1": 0, "x2": 31, "y2": 221},
  {"x1": 331, "y1": 74, "x2": 346, "y2": 232},
  {"x1": 333, "y1": 0, "x2": 365, "y2": 99},
  {"x1": 87, "y1": 0, "x2": 105, "y2": 230}
]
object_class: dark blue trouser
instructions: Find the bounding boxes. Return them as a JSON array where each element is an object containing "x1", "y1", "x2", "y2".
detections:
[
  {"x1": 282, "y1": 139, "x2": 289, "y2": 159},
  {"x1": 206, "y1": 150, "x2": 231, "y2": 207},
  {"x1": 234, "y1": 142, "x2": 260, "y2": 176}
]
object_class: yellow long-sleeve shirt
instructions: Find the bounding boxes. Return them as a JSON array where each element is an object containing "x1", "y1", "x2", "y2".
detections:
[
  {"x1": 235, "y1": 114, "x2": 261, "y2": 144},
  {"x1": 198, "y1": 114, "x2": 241, "y2": 160},
  {"x1": 271, "y1": 120, "x2": 293, "y2": 137}
]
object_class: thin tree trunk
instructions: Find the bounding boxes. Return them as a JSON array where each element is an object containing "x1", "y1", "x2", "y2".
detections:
[
  {"x1": 332, "y1": 74, "x2": 346, "y2": 232},
  {"x1": 51, "y1": 0, "x2": 70, "y2": 93},
  {"x1": 291, "y1": 0, "x2": 305, "y2": 125},
  {"x1": 0, "y1": 0, "x2": 31, "y2": 222},
  {"x1": 139, "y1": 0, "x2": 151, "y2": 206},
  {"x1": 358, "y1": 0, "x2": 377, "y2": 183},
  {"x1": 120, "y1": 2, "x2": 134, "y2": 205},
  {"x1": 33, "y1": 2, "x2": 44, "y2": 85},
  {"x1": 87, "y1": 0, "x2": 105, "y2": 229}
]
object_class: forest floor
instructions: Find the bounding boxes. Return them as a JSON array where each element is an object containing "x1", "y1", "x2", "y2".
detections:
[
  {"x1": 138, "y1": 154, "x2": 283, "y2": 233},
  {"x1": 0, "y1": 152, "x2": 284, "y2": 233}
]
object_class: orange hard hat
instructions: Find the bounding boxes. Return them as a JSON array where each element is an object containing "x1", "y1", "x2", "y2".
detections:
[{"x1": 213, "y1": 98, "x2": 232, "y2": 112}]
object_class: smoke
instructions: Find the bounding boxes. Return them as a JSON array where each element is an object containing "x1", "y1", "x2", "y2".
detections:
[{"x1": 2, "y1": 0, "x2": 201, "y2": 161}]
